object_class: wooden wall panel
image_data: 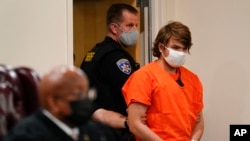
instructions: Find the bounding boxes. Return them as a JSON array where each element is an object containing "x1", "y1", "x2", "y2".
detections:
[{"x1": 73, "y1": 0, "x2": 141, "y2": 67}]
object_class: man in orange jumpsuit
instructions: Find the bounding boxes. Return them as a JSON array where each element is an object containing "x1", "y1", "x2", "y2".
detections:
[{"x1": 122, "y1": 21, "x2": 204, "y2": 141}]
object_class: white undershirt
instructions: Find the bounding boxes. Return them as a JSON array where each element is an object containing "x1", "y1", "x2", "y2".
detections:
[{"x1": 42, "y1": 109, "x2": 79, "y2": 139}]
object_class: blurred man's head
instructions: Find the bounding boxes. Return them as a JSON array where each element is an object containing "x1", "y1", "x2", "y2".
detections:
[{"x1": 39, "y1": 65, "x2": 95, "y2": 127}]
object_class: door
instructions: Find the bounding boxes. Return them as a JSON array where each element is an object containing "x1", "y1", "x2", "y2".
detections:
[{"x1": 73, "y1": 0, "x2": 141, "y2": 67}]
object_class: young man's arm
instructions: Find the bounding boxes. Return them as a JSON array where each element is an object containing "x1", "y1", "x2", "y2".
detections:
[
  {"x1": 127, "y1": 102, "x2": 163, "y2": 141},
  {"x1": 190, "y1": 112, "x2": 204, "y2": 141}
]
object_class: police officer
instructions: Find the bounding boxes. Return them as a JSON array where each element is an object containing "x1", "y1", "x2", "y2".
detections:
[{"x1": 80, "y1": 3, "x2": 140, "y2": 141}]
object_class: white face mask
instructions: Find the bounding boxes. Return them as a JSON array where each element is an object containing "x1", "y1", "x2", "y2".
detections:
[
  {"x1": 115, "y1": 24, "x2": 138, "y2": 46},
  {"x1": 162, "y1": 47, "x2": 187, "y2": 67}
]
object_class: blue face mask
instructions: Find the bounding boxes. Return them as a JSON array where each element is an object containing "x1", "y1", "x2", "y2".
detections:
[{"x1": 115, "y1": 24, "x2": 138, "y2": 46}]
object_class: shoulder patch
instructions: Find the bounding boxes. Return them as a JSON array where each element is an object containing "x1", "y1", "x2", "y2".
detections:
[
  {"x1": 85, "y1": 52, "x2": 95, "y2": 62},
  {"x1": 116, "y1": 59, "x2": 131, "y2": 75}
]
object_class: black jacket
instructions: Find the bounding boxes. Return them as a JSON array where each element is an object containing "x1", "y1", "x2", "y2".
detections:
[
  {"x1": 80, "y1": 37, "x2": 139, "y2": 116},
  {"x1": 3, "y1": 110, "x2": 116, "y2": 141}
]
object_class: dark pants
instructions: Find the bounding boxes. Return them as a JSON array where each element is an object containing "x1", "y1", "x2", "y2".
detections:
[
  {"x1": 112, "y1": 129, "x2": 135, "y2": 141},
  {"x1": 80, "y1": 121, "x2": 135, "y2": 141}
]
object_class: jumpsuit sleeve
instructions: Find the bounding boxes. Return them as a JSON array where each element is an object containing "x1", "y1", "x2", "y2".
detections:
[{"x1": 122, "y1": 68, "x2": 152, "y2": 106}]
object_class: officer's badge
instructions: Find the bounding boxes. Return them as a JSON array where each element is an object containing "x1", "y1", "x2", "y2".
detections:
[
  {"x1": 85, "y1": 52, "x2": 95, "y2": 62},
  {"x1": 116, "y1": 59, "x2": 131, "y2": 75}
]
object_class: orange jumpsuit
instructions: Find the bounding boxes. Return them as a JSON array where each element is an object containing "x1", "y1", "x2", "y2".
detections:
[{"x1": 122, "y1": 61, "x2": 203, "y2": 141}]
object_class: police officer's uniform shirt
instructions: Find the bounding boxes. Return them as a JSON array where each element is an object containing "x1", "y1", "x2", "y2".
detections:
[{"x1": 80, "y1": 37, "x2": 139, "y2": 116}]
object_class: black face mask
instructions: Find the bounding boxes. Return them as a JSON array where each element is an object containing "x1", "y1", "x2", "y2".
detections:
[{"x1": 65, "y1": 98, "x2": 95, "y2": 126}]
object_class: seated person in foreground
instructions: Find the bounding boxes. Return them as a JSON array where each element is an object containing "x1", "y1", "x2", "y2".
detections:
[{"x1": 3, "y1": 65, "x2": 115, "y2": 141}]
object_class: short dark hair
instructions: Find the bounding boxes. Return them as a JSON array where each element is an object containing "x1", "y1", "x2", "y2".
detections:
[
  {"x1": 152, "y1": 21, "x2": 193, "y2": 57},
  {"x1": 106, "y1": 3, "x2": 138, "y2": 26}
]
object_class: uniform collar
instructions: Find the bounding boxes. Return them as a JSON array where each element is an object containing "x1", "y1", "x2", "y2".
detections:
[{"x1": 104, "y1": 36, "x2": 122, "y2": 49}]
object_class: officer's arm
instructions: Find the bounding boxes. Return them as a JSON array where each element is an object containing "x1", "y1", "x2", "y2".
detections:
[{"x1": 91, "y1": 108, "x2": 127, "y2": 129}]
